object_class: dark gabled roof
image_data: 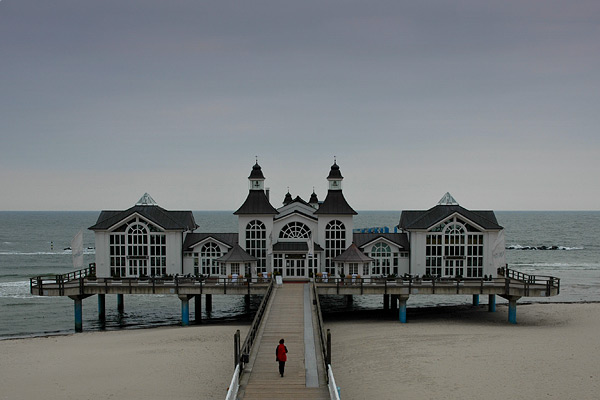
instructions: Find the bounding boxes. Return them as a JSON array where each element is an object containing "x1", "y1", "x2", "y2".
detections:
[
  {"x1": 333, "y1": 243, "x2": 373, "y2": 263},
  {"x1": 353, "y1": 233, "x2": 410, "y2": 250},
  {"x1": 216, "y1": 244, "x2": 257, "y2": 263},
  {"x1": 399, "y1": 205, "x2": 503, "y2": 230},
  {"x1": 272, "y1": 241, "x2": 324, "y2": 252},
  {"x1": 234, "y1": 190, "x2": 278, "y2": 215},
  {"x1": 183, "y1": 233, "x2": 238, "y2": 251},
  {"x1": 313, "y1": 190, "x2": 357, "y2": 215},
  {"x1": 89, "y1": 206, "x2": 197, "y2": 231}
]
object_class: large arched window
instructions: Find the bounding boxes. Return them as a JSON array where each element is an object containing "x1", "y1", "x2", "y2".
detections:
[
  {"x1": 201, "y1": 242, "x2": 222, "y2": 275},
  {"x1": 246, "y1": 220, "x2": 267, "y2": 274},
  {"x1": 109, "y1": 218, "x2": 165, "y2": 277},
  {"x1": 325, "y1": 220, "x2": 345, "y2": 275},
  {"x1": 371, "y1": 242, "x2": 391, "y2": 275},
  {"x1": 425, "y1": 217, "x2": 483, "y2": 277},
  {"x1": 279, "y1": 222, "x2": 311, "y2": 239}
]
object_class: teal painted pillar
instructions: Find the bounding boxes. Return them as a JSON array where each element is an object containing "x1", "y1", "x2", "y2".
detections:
[
  {"x1": 244, "y1": 294, "x2": 251, "y2": 311},
  {"x1": 74, "y1": 297, "x2": 83, "y2": 332},
  {"x1": 206, "y1": 294, "x2": 212, "y2": 314},
  {"x1": 194, "y1": 295, "x2": 202, "y2": 322},
  {"x1": 98, "y1": 294, "x2": 106, "y2": 321},
  {"x1": 180, "y1": 296, "x2": 190, "y2": 326},
  {"x1": 508, "y1": 298, "x2": 518, "y2": 324},
  {"x1": 472, "y1": 294, "x2": 480, "y2": 306},
  {"x1": 488, "y1": 294, "x2": 496, "y2": 312},
  {"x1": 399, "y1": 297, "x2": 408, "y2": 323},
  {"x1": 117, "y1": 294, "x2": 124, "y2": 314}
]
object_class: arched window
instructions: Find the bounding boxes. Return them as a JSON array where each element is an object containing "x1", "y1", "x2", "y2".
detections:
[
  {"x1": 371, "y1": 242, "x2": 391, "y2": 275},
  {"x1": 201, "y1": 242, "x2": 222, "y2": 275},
  {"x1": 246, "y1": 220, "x2": 267, "y2": 274},
  {"x1": 425, "y1": 217, "x2": 483, "y2": 277},
  {"x1": 325, "y1": 220, "x2": 345, "y2": 275},
  {"x1": 127, "y1": 224, "x2": 148, "y2": 258},
  {"x1": 279, "y1": 222, "x2": 311, "y2": 239}
]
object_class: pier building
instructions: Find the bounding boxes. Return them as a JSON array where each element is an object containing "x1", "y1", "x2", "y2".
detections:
[{"x1": 30, "y1": 160, "x2": 560, "y2": 333}]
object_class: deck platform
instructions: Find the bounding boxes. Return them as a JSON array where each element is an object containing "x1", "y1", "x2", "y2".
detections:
[{"x1": 238, "y1": 283, "x2": 329, "y2": 399}]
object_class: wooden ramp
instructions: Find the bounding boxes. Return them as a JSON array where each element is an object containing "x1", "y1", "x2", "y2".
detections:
[{"x1": 239, "y1": 283, "x2": 329, "y2": 399}]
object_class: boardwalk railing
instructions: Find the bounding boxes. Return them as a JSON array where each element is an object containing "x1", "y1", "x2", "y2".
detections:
[
  {"x1": 31, "y1": 271, "x2": 271, "y2": 296},
  {"x1": 498, "y1": 266, "x2": 560, "y2": 296},
  {"x1": 238, "y1": 278, "x2": 275, "y2": 370},
  {"x1": 225, "y1": 278, "x2": 275, "y2": 399},
  {"x1": 30, "y1": 263, "x2": 96, "y2": 296},
  {"x1": 312, "y1": 281, "x2": 331, "y2": 374}
]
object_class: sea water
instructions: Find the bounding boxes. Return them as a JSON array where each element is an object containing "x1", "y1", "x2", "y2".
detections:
[{"x1": 1, "y1": 211, "x2": 598, "y2": 339}]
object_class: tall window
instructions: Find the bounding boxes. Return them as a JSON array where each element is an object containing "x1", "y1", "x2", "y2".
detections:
[
  {"x1": 246, "y1": 220, "x2": 267, "y2": 274},
  {"x1": 425, "y1": 234, "x2": 442, "y2": 276},
  {"x1": 109, "y1": 233, "x2": 126, "y2": 277},
  {"x1": 127, "y1": 224, "x2": 148, "y2": 258},
  {"x1": 371, "y1": 242, "x2": 392, "y2": 275},
  {"x1": 467, "y1": 234, "x2": 484, "y2": 277},
  {"x1": 325, "y1": 220, "x2": 345, "y2": 275},
  {"x1": 200, "y1": 242, "x2": 221, "y2": 275},
  {"x1": 279, "y1": 222, "x2": 311, "y2": 239}
]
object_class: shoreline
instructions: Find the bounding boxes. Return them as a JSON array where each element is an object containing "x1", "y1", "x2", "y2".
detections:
[{"x1": 3, "y1": 299, "x2": 599, "y2": 341}]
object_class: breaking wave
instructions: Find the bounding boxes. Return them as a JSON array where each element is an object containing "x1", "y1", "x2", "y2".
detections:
[{"x1": 506, "y1": 244, "x2": 584, "y2": 251}]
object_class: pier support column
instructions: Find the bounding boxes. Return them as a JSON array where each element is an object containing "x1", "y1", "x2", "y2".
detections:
[
  {"x1": 69, "y1": 295, "x2": 91, "y2": 333},
  {"x1": 206, "y1": 294, "x2": 212, "y2": 314},
  {"x1": 179, "y1": 295, "x2": 192, "y2": 326},
  {"x1": 244, "y1": 294, "x2": 251, "y2": 311},
  {"x1": 398, "y1": 296, "x2": 409, "y2": 323},
  {"x1": 508, "y1": 297, "x2": 520, "y2": 324},
  {"x1": 346, "y1": 295, "x2": 353, "y2": 306},
  {"x1": 194, "y1": 295, "x2": 202, "y2": 322},
  {"x1": 488, "y1": 294, "x2": 496, "y2": 312},
  {"x1": 117, "y1": 294, "x2": 124, "y2": 314},
  {"x1": 472, "y1": 294, "x2": 480, "y2": 306},
  {"x1": 391, "y1": 295, "x2": 398, "y2": 311},
  {"x1": 98, "y1": 294, "x2": 106, "y2": 321},
  {"x1": 383, "y1": 294, "x2": 389, "y2": 311}
]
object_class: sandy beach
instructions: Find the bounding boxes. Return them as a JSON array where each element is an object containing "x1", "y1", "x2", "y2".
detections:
[
  {"x1": 0, "y1": 324, "x2": 248, "y2": 400},
  {"x1": 1, "y1": 303, "x2": 598, "y2": 400},
  {"x1": 329, "y1": 302, "x2": 600, "y2": 400}
]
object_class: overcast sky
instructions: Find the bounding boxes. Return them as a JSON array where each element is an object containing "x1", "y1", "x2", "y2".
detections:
[{"x1": 1, "y1": 0, "x2": 598, "y2": 211}]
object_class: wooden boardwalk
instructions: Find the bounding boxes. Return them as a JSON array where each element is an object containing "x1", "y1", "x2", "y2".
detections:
[{"x1": 239, "y1": 283, "x2": 329, "y2": 399}]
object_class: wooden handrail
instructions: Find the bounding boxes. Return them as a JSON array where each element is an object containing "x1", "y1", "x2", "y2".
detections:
[{"x1": 238, "y1": 279, "x2": 275, "y2": 370}]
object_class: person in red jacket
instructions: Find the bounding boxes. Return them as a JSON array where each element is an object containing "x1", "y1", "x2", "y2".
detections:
[{"x1": 275, "y1": 338, "x2": 288, "y2": 377}]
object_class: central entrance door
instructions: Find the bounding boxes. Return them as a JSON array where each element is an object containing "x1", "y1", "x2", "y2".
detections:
[
  {"x1": 444, "y1": 259, "x2": 464, "y2": 277},
  {"x1": 285, "y1": 255, "x2": 306, "y2": 277}
]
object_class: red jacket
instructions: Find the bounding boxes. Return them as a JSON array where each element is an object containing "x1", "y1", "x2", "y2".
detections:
[{"x1": 276, "y1": 343, "x2": 288, "y2": 362}]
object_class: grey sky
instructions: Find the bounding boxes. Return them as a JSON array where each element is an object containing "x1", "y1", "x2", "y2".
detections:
[{"x1": 1, "y1": 0, "x2": 598, "y2": 211}]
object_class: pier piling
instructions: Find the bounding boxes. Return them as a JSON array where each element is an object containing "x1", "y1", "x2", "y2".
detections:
[
  {"x1": 488, "y1": 294, "x2": 496, "y2": 312},
  {"x1": 117, "y1": 294, "x2": 124, "y2": 314},
  {"x1": 472, "y1": 294, "x2": 480, "y2": 306},
  {"x1": 98, "y1": 294, "x2": 105, "y2": 321}
]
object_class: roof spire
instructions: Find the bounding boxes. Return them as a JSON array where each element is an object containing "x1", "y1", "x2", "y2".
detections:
[
  {"x1": 438, "y1": 192, "x2": 459, "y2": 206},
  {"x1": 136, "y1": 193, "x2": 158, "y2": 206}
]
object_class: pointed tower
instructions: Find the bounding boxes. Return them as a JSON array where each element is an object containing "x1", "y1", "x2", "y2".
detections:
[
  {"x1": 314, "y1": 160, "x2": 357, "y2": 216},
  {"x1": 315, "y1": 160, "x2": 356, "y2": 277},
  {"x1": 234, "y1": 161, "x2": 278, "y2": 215},
  {"x1": 234, "y1": 161, "x2": 277, "y2": 276},
  {"x1": 309, "y1": 189, "x2": 319, "y2": 209}
]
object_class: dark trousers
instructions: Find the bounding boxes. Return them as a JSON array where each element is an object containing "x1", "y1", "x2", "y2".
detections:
[{"x1": 278, "y1": 361, "x2": 286, "y2": 376}]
